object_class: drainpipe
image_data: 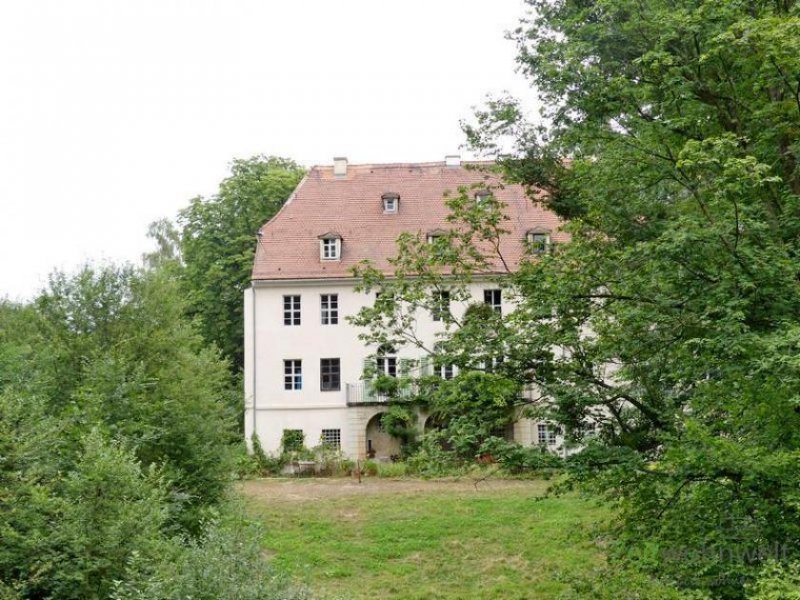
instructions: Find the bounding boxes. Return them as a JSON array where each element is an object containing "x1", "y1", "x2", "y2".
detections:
[{"x1": 251, "y1": 285, "x2": 257, "y2": 441}]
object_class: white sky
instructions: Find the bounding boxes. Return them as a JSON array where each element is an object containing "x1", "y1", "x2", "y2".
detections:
[{"x1": 0, "y1": 0, "x2": 536, "y2": 300}]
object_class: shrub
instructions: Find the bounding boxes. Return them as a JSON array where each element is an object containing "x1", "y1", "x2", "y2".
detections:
[
  {"x1": 280, "y1": 430, "x2": 305, "y2": 454},
  {"x1": 249, "y1": 434, "x2": 286, "y2": 476},
  {"x1": 747, "y1": 561, "x2": 800, "y2": 600},
  {"x1": 362, "y1": 459, "x2": 379, "y2": 477},
  {"x1": 376, "y1": 462, "x2": 408, "y2": 478},
  {"x1": 479, "y1": 437, "x2": 563, "y2": 474}
]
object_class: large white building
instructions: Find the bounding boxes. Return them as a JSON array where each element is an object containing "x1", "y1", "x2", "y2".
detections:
[{"x1": 244, "y1": 157, "x2": 567, "y2": 459}]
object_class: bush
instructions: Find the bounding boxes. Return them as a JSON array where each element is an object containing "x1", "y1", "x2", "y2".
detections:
[
  {"x1": 250, "y1": 434, "x2": 287, "y2": 476},
  {"x1": 280, "y1": 430, "x2": 305, "y2": 454},
  {"x1": 376, "y1": 462, "x2": 408, "y2": 478},
  {"x1": 111, "y1": 516, "x2": 308, "y2": 600},
  {"x1": 362, "y1": 459, "x2": 379, "y2": 477},
  {"x1": 747, "y1": 561, "x2": 800, "y2": 600},
  {"x1": 479, "y1": 437, "x2": 564, "y2": 474},
  {"x1": 405, "y1": 431, "x2": 464, "y2": 478}
]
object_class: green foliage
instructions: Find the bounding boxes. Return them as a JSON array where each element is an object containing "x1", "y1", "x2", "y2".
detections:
[
  {"x1": 428, "y1": 372, "x2": 521, "y2": 459},
  {"x1": 380, "y1": 404, "x2": 418, "y2": 450},
  {"x1": 479, "y1": 437, "x2": 563, "y2": 474},
  {"x1": 28, "y1": 265, "x2": 236, "y2": 532},
  {"x1": 280, "y1": 429, "x2": 305, "y2": 454},
  {"x1": 111, "y1": 516, "x2": 308, "y2": 600},
  {"x1": 747, "y1": 561, "x2": 800, "y2": 600},
  {"x1": 250, "y1": 433, "x2": 287, "y2": 476},
  {"x1": 353, "y1": 0, "x2": 800, "y2": 596},
  {"x1": 177, "y1": 156, "x2": 305, "y2": 371},
  {"x1": 0, "y1": 265, "x2": 298, "y2": 598}
]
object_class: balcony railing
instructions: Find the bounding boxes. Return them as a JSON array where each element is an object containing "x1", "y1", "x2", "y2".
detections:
[{"x1": 345, "y1": 381, "x2": 415, "y2": 406}]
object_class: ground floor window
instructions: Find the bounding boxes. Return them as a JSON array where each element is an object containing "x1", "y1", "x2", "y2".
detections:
[
  {"x1": 321, "y1": 428, "x2": 341, "y2": 449},
  {"x1": 537, "y1": 423, "x2": 557, "y2": 446}
]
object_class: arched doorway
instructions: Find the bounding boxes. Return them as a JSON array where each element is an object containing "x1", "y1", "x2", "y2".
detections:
[{"x1": 366, "y1": 413, "x2": 401, "y2": 460}]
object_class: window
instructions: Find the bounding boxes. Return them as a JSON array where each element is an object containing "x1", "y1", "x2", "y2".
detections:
[
  {"x1": 432, "y1": 291, "x2": 450, "y2": 322},
  {"x1": 321, "y1": 238, "x2": 340, "y2": 260},
  {"x1": 427, "y1": 234, "x2": 441, "y2": 244},
  {"x1": 382, "y1": 192, "x2": 399, "y2": 213},
  {"x1": 484, "y1": 289, "x2": 502, "y2": 314},
  {"x1": 283, "y1": 295, "x2": 301, "y2": 326},
  {"x1": 284, "y1": 359, "x2": 302, "y2": 390},
  {"x1": 527, "y1": 232, "x2": 550, "y2": 254},
  {"x1": 320, "y1": 358, "x2": 341, "y2": 391},
  {"x1": 537, "y1": 423, "x2": 557, "y2": 446},
  {"x1": 321, "y1": 428, "x2": 341, "y2": 449},
  {"x1": 321, "y1": 294, "x2": 338, "y2": 325},
  {"x1": 434, "y1": 342, "x2": 454, "y2": 380},
  {"x1": 376, "y1": 345, "x2": 397, "y2": 377},
  {"x1": 475, "y1": 190, "x2": 491, "y2": 205}
]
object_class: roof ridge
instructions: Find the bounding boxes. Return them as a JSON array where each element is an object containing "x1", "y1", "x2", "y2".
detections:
[{"x1": 311, "y1": 160, "x2": 497, "y2": 170}]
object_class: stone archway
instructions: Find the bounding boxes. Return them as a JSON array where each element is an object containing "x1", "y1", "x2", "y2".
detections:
[{"x1": 365, "y1": 413, "x2": 401, "y2": 460}]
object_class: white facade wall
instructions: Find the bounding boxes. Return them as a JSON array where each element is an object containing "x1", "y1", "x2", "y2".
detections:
[{"x1": 244, "y1": 278, "x2": 554, "y2": 459}]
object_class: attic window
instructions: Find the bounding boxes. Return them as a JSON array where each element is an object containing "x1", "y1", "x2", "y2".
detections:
[
  {"x1": 526, "y1": 230, "x2": 551, "y2": 254},
  {"x1": 382, "y1": 192, "x2": 399, "y2": 214},
  {"x1": 475, "y1": 190, "x2": 491, "y2": 205},
  {"x1": 318, "y1": 233, "x2": 342, "y2": 261},
  {"x1": 426, "y1": 229, "x2": 447, "y2": 244}
]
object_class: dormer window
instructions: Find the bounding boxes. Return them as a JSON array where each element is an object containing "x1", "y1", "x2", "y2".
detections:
[
  {"x1": 475, "y1": 190, "x2": 491, "y2": 205},
  {"x1": 382, "y1": 192, "x2": 399, "y2": 214},
  {"x1": 318, "y1": 232, "x2": 342, "y2": 261},
  {"x1": 426, "y1": 228, "x2": 447, "y2": 244},
  {"x1": 526, "y1": 229, "x2": 551, "y2": 254}
]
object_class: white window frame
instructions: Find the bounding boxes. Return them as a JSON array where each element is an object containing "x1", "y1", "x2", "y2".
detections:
[
  {"x1": 321, "y1": 294, "x2": 339, "y2": 325},
  {"x1": 383, "y1": 197, "x2": 398, "y2": 213},
  {"x1": 283, "y1": 295, "x2": 301, "y2": 326},
  {"x1": 527, "y1": 233, "x2": 551, "y2": 254},
  {"x1": 432, "y1": 290, "x2": 450, "y2": 322},
  {"x1": 284, "y1": 359, "x2": 302, "y2": 390},
  {"x1": 537, "y1": 423, "x2": 557, "y2": 446},
  {"x1": 376, "y1": 355, "x2": 397, "y2": 377},
  {"x1": 320, "y1": 238, "x2": 341, "y2": 260},
  {"x1": 484, "y1": 289, "x2": 502, "y2": 314},
  {"x1": 320, "y1": 358, "x2": 341, "y2": 391}
]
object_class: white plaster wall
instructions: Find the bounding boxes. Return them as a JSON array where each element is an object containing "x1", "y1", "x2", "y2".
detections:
[{"x1": 244, "y1": 279, "x2": 527, "y2": 457}]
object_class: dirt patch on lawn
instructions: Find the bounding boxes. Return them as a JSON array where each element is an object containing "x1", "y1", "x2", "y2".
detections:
[{"x1": 238, "y1": 477, "x2": 550, "y2": 504}]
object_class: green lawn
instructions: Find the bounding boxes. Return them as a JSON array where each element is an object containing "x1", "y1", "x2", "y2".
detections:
[{"x1": 240, "y1": 478, "x2": 608, "y2": 599}]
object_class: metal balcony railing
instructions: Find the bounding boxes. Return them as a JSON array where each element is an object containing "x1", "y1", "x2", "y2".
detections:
[{"x1": 345, "y1": 381, "x2": 416, "y2": 406}]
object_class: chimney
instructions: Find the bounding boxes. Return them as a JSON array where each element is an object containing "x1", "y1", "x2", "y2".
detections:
[
  {"x1": 333, "y1": 156, "x2": 348, "y2": 177},
  {"x1": 445, "y1": 154, "x2": 461, "y2": 167}
]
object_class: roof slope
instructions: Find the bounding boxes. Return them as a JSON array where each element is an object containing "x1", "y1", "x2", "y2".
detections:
[{"x1": 252, "y1": 161, "x2": 565, "y2": 280}]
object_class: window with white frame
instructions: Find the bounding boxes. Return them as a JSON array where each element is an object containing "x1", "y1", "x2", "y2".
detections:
[
  {"x1": 284, "y1": 359, "x2": 302, "y2": 390},
  {"x1": 320, "y1": 237, "x2": 341, "y2": 260},
  {"x1": 382, "y1": 193, "x2": 399, "y2": 213},
  {"x1": 434, "y1": 342, "x2": 455, "y2": 380},
  {"x1": 527, "y1": 232, "x2": 550, "y2": 254},
  {"x1": 484, "y1": 289, "x2": 502, "y2": 314},
  {"x1": 537, "y1": 423, "x2": 557, "y2": 446},
  {"x1": 283, "y1": 295, "x2": 301, "y2": 326},
  {"x1": 432, "y1": 290, "x2": 450, "y2": 322},
  {"x1": 321, "y1": 428, "x2": 341, "y2": 449},
  {"x1": 321, "y1": 294, "x2": 338, "y2": 325},
  {"x1": 376, "y1": 345, "x2": 397, "y2": 377},
  {"x1": 475, "y1": 190, "x2": 491, "y2": 205},
  {"x1": 320, "y1": 358, "x2": 341, "y2": 391}
]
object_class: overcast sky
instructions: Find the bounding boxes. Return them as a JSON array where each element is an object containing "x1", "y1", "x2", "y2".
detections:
[{"x1": 0, "y1": 0, "x2": 535, "y2": 300}]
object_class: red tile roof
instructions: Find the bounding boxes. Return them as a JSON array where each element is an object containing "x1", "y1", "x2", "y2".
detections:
[{"x1": 252, "y1": 161, "x2": 566, "y2": 281}]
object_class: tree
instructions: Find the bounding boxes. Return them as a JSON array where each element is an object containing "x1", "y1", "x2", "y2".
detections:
[
  {"x1": 178, "y1": 156, "x2": 305, "y2": 371},
  {"x1": 355, "y1": 1, "x2": 800, "y2": 596}
]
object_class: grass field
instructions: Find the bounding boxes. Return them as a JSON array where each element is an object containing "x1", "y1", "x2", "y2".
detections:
[{"x1": 240, "y1": 477, "x2": 609, "y2": 600}]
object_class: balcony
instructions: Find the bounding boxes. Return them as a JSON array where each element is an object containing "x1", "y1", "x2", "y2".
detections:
[{"x1": 345, "y1": 381, "x2": 415, "y2": 406}]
